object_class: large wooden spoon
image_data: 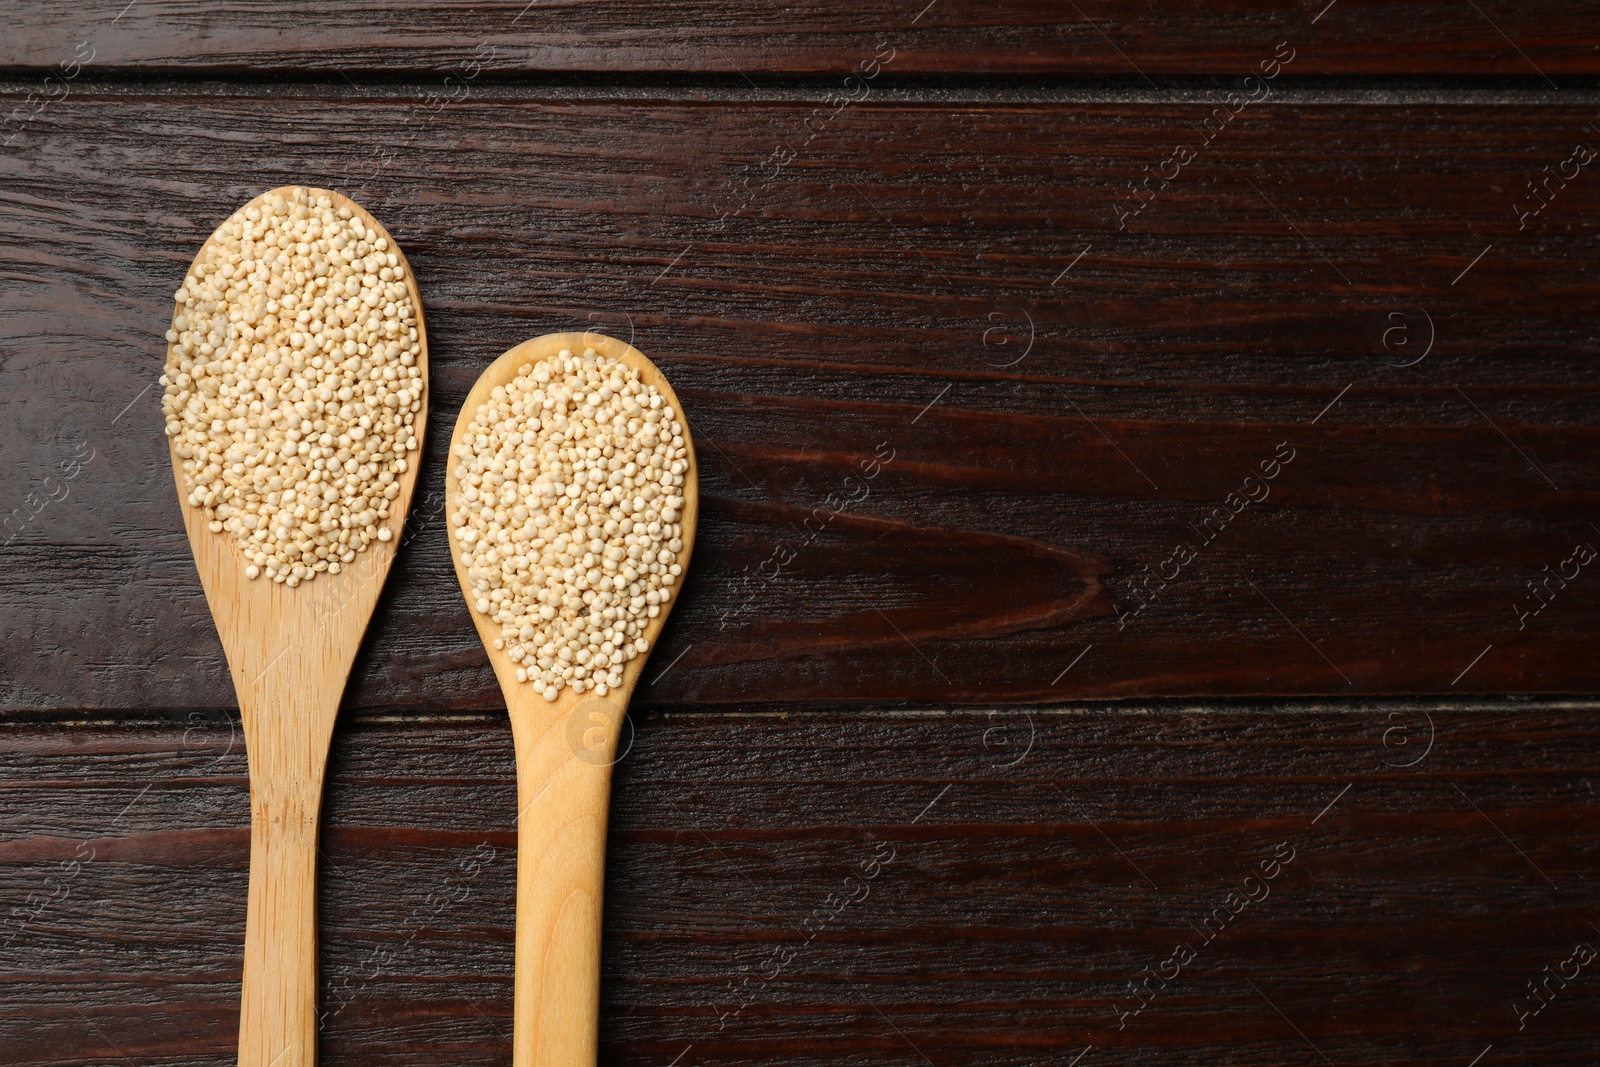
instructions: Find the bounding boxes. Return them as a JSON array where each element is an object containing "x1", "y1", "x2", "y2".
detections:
[
  {"x1": 444, "y1": 331, "x2": 697, "y2": 1066},
  {"x1": 163, "y1": 186, "x2": 428, "y2": 1067}
]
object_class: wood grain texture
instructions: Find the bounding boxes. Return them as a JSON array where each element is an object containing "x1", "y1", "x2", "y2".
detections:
[
  {"x1": 164, "y1": 186, "x2": 429, "y2": 1067},
  {"x1": 0, "y1": 90, "x2": 1597, "y2": 709},
  {"x1": 5, "y1": 1, "x2": 1600, "y2": 76},
  {"x1": 444, "y1": 332, "x2": 700, "y2": 1066},
  {"x1": 1, "y1": 707, "x2": 1596, "y2": 1066}
]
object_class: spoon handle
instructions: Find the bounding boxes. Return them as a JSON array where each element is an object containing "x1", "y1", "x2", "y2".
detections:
[
  {"x1": 511, "y1": 705, "x2": 620, "y2": 1067},
  {"x1": 237, "y1": 779, "x2": 324, "y2": 1067}
]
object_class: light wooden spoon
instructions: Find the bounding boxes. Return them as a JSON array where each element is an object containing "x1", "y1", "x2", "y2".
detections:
[
  {"x1": 444, "y1": 331, "x2": 697, "y2": 1066},
  {"x1": 163, "y1": 186, "x2": 428, "y2": 1067}
]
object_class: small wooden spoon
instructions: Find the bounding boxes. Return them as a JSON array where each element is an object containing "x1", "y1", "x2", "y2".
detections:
[
  {"x1": 444, "y1": 331, "x2": 697, "y2": 1066},
  {"x1": 163, "y1": 186, "x2": 428, "y2": 1067}
]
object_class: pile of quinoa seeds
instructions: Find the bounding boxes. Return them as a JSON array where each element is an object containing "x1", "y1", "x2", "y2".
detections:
[
  {"x1": 161, "y1": 188, "x2": 424, "y2": 586},
  {"x1": 452, "y1": 346, "x2": 688, "y2": 702}
]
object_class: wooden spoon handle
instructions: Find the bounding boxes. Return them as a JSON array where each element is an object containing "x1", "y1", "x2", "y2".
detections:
[
  {"x1": 512, "y1": 712, "x2": 619, "y2": 1067},
  {"x1": 238, "y1": 792, "x2": 321, "y2": 1067}
]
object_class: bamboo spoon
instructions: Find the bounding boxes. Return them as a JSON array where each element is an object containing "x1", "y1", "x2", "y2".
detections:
[
  {"x1": 163, "y1": 187, "x2": 428, "y2": 1067},
  {"x1": 445, "y1": 331, "x2": 697, "y2": 1066}
]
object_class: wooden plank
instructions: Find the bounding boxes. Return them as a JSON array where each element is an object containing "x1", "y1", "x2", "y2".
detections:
[
  {"x1": 4, "y1": 1, "x2": 1600, "y2": 77},
  {"x1": 0, "y1": 90, "x2": 1598, "y2": 709},
  {"x1": 1, "y1": 708, "x2": 1596, "y2": 1065}
]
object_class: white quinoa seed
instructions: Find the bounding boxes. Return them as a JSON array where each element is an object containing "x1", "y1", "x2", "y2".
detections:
[
  {"x1": 453, "y1": 346, "x2": 688, "y2": 702},
  {"x1": 160, "y1": 188, "x2": 424, "y2": 587}
]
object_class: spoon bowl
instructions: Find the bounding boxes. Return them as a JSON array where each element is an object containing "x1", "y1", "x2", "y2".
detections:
[
  {"x1": 164, "y1": 186, "x2": 428, "y2": 1067},
  {"x1": 445, "y1": 331, "x2": 697, "y2": 1066}
]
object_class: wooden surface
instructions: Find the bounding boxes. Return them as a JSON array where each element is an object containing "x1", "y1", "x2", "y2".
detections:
[
  {"x1": 3, "y1": 707, "x2": 1598, "y2": 1066},
  {"x1": 444, "y1": 332, "x2": 699, "y2": 1065},
  {"x1": 3, "y1": 4, "x2": 1599, "y2": 1065},
  {"x1": 163, "y1": 186, "x2": 429, "y2": 1067},
  {"x1": 4, "y1": 1, "x2": 1600, "y2": 76},
  {"x1": 1, "y1": 91, "x2": 1598, "y2": 706}
]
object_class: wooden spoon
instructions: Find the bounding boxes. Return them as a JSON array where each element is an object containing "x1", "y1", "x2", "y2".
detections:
[
  {"x1": 163, "y1": 186, "x2": 428, "y2": 1067},
  {"x1": 444, "y1": 331, "x2": 697, "y2": 1066}
]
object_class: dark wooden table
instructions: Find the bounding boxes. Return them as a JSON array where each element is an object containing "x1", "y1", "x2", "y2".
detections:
[{"x1": 3, "y1": 3, "x2": 1599, "y2": 1064}]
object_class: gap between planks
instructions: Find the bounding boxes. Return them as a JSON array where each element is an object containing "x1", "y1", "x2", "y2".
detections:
[
  {"x1": 5, "y1": 696, "x2": 1598, "y2": 729},
  {"x1": 2, "y1": 78, "x2": 1598, "y2": 108}
]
